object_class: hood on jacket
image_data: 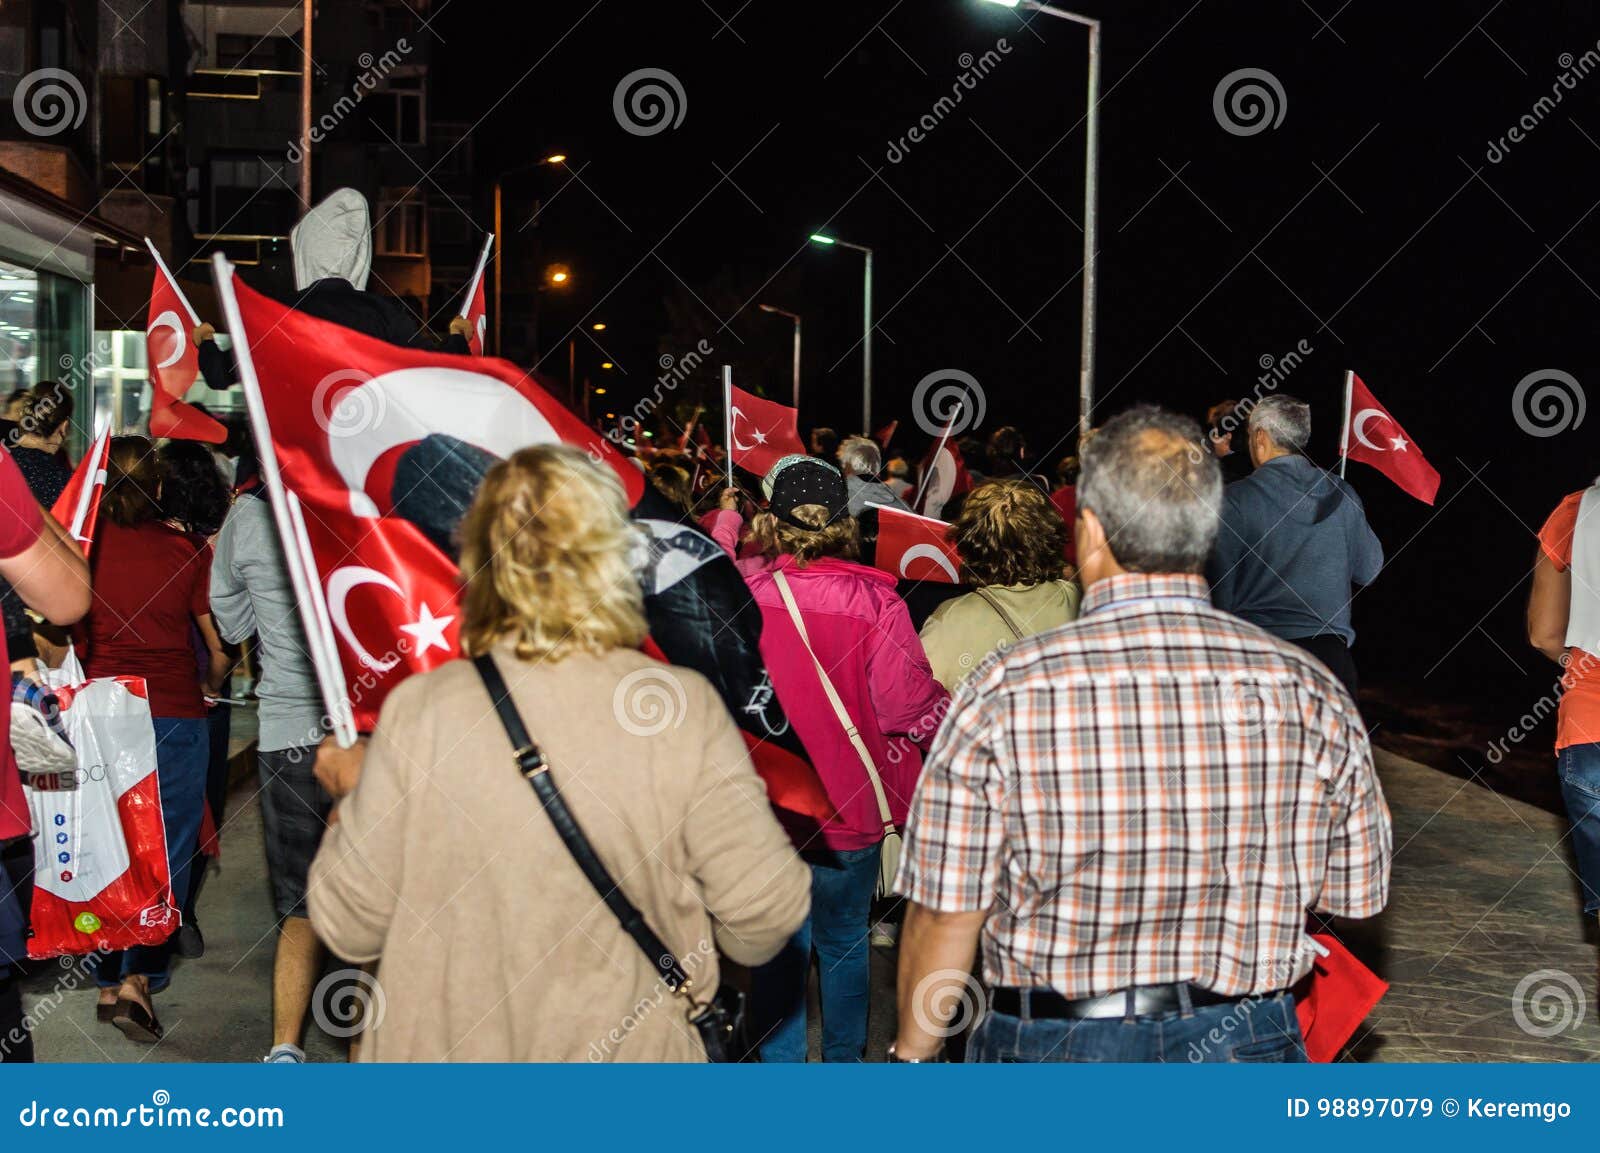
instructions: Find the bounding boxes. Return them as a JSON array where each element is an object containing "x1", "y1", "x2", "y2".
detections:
[
  {"x1": 291, "y1": 188, "x2": 372, "y2": 291},
  {"x1": 1245, "y1": 454, "x2": 1351, "y2": 527}
]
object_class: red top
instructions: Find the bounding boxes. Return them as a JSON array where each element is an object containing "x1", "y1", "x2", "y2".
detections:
[
  {"x1": 1051, "y1": 484, "x2": 1077, "y2": 565},
  {"x1": 1538, "y1": 491, "x2": 1600, "y2": 752},
  {"x1": 79, "y1": 521, "x2": 213, "y2": 719},
  {"x1": 0, "y1": 451, "x2": 45, "y2": 839}
]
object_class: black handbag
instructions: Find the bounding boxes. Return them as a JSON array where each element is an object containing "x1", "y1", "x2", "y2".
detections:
[{"x1": 472, "y1": 654, "x2": 747, "y2": 1062}]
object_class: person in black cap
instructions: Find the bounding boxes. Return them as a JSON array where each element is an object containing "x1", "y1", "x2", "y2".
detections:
[{"x1": 713, "y1": 453, "x2": 948, "y2": 1062}]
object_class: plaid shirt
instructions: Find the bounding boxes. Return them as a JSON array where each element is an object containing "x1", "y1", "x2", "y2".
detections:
[{"x1": 896, "y1": 572, "x2": 1391, "y2": 998}]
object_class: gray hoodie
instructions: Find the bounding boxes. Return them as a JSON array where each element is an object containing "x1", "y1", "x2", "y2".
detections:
[
  {"x1": 290, "y1": 187, "x2": 371, "y2": 291},
  {"x1": 1207, "y1": 454, "x2": 1383, "y2": 646}
]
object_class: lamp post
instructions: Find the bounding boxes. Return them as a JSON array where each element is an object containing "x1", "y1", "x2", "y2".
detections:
[
  {"x1": 979, "y1": 0, "x2": 1100, "y2": 443},
  {"x1": 809, "y1": 233, "x2": 873, "y2": 433},
  {"x1": 493, "y1": 153, "x2": 568, "y2": 357},
  {"x1": 758, "y1": 303, "x2": 802, "y2": 410}
]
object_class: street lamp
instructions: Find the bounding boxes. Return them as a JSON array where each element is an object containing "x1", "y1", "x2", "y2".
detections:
[
  {"x1": 493, "y1": 153, "x2": 570, "y2": 356},
  {"x1": 758, "y1": 303, "x2": 802, "y2": 410},
  {"x1": 979, "y1": 0, "x2": 1100, "y2": 443},
  {"x1": 809, "y1": 233, "x2": 873, "y2": 433}
]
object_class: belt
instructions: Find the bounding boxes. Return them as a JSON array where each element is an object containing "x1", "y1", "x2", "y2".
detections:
[{"x1": 989, "y1": 983, "x2": 1270, "y2": 1021}]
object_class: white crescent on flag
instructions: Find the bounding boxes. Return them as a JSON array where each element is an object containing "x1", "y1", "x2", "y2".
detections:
[
  {"x1": 900, "y1": 542, "x2": 960, "y2": 582},
  {"x1": 729, "y1": 406, "x2": 770, "y2": 452},
  {"x1": 326, "y1": 566, "x2": 405, "y2": 672},
  {"x1": 148, "y1": 309, "x2": 188, "y2": 370},
  {"x1": 1351, "y1": 408, "x2": 1392, "y2": 451},
  {"x1": 325, "y1": 367, "x2": 563, "y2": 517}
]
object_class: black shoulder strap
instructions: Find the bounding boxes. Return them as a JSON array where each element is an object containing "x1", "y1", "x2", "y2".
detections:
[{"x1": 471, "y1": 653, "x2": 691, "y2": 993}]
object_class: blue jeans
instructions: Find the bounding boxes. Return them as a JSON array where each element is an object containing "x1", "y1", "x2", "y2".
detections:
[
  {"x1": 95, "y1": 717, "x2": 210, "y2": 985},
  {"x1": 1558, "y1": 743, "x2": 1600, "y2": 913},
  {"x1": 751, "y1": 844, "x2": 881, "y2": 1062},
  {"x1": 968, "y1": 992, "x2": 1306, "y2": 1063}
]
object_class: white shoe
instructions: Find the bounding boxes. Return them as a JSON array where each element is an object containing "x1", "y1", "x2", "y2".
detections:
[{"x1": 263, "y1": 1043, "x2": 305, "y2": 1063}]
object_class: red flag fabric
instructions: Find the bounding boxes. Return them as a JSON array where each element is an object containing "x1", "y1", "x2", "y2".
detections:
[
  {"x1": 50, "y1": 426, "x2": 111, "y2": 555},
  {"x1": 1292, "y1": 932, "x2": 1389, "y2": 1062},
  {"x1": 1341, "y1": 373, "x2": 1440, "y2": 505},
  {"x1": 457, "y1": 235, "x2": 492, "y2": 356},
  {"x1": 873, "y1": 419, "x2": 898, "y2": 449},
  {"x1": 914, "y1": 440, "x2": 971, "y2": 519},
  {"x1": 226, "y1": 272, "x2": 643, "y2": 730},
  {"x1": 872, "y1": 503, "x2": 960, "y2": 584},
  {"x1": 727, "y1": 383, "x2": 804, "y2": 478},
  {"x1": 146, "y1": 252, "x2": 227, "y2": 444}
]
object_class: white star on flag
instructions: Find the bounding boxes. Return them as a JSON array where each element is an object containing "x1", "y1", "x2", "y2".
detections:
[
  {"x1": 751, "y1": 428, "x2": 768, "y2": 444},
  {"x1": 1390, "y1": 436, "x2": 1407, "y2": 451},
  {"x1": 399, "y1": 602, "x2": 455, "y2": 654}
]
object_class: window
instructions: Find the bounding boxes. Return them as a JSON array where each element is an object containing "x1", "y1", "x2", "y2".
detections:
[
  {"x1": 376, "y1": 188, "x2": 426, "y2": 257},
  {"x1": 206, "y1": 153, "x2": 299, "y2": 236},
  {"x1": 368, "y1": 75, "x2": 425, "y2": 146}
]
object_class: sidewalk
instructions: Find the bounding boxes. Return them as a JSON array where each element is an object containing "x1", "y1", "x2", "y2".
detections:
[{"x1": 21, "y1": 746, "x2": 1600, "y2": 1062}]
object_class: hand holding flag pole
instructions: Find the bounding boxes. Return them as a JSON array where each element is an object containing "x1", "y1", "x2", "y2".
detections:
[{"x1": 456, "y1": 233, "x2": 494, "y2": 356}]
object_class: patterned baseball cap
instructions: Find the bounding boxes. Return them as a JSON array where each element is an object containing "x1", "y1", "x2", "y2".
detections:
[{"x1": 761, "y1": 454, "x2": 848, "y2": 527}]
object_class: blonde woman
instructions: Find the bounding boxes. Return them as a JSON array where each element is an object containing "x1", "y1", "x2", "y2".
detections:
[
  {"x1": 308, "y1": 445, "x2": 809, "y2": 1061},
  {"x1": 919, "y1": 479, "x2": 1080, "y2": 691}
]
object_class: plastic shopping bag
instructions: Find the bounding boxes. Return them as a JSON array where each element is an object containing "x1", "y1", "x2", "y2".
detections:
[{"x1": 23, "y1": 650, "x2": 177, "y2": 958}]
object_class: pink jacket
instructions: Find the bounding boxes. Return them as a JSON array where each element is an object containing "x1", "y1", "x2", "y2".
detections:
[{"x1": 740, "y1": 553, "x2": 950, "y2": 851}]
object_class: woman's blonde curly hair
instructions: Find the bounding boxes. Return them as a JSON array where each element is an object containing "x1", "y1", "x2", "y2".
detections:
[
  {"x1": 459, "y1": 445, "x2": 647, "y2": 662},
  {"x1": 952, "y1": 479, "x2": 1069, "y2": 587},
  {"x1": 744, "y1": 504, "x2": 860, "y2": 567}
]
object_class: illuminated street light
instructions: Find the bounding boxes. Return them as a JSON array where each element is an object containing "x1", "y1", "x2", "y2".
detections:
[
  {"x1": 544, "y1": 154, "x2": 568, "y2": 165},
  {"x1": 591, "y1": 322, "x2": 607, "y2": 331},
  {"x1": 808, "y1": 233, "x2": 873, "y2": 431},
  {"x1": 977, "y1": 0, "x2": 1100, "y2": 441}
]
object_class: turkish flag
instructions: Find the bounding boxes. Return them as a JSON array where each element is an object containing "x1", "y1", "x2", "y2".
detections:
[
  {"x1": 727, "y1": 383, "x2": 804, "y2": 478},
  {"x1": 1341, "y1": 373, "x2": 1440, "y2": 505},
  {"x1": 50, "y1": 426, "x2": 111, "y2": 555},
  {"x1": 914, "y1": 440, "x2": 971, "y2": 519},
  {"x1": 873, "y1": 419, "x2": 898, "y2": 449},
  {"x1": 145, "y1": 249, "x2": 227, "y2": 444},
  {"x1": 222, "y1": 270, "x2": 643, "y2": 730},
  {"x1": 872, "y1": 503, "x2": 960, "y2": 584},
  {"x1": 457, "y1": 234, "x2": 492, "y2": 356}
]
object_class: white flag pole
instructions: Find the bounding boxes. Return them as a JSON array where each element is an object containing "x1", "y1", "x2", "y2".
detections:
[
  {"x1": 912, "y1": 401, "x2": 962, "y2": 511},
  {"x1": 210, "y1": 254, "x2": 357, "y2": 747},
  {"x1": 1339, "y1": 369, "x2": 1354, "y2": 479},
  {"x1": 144, "y1": 237, "x2": 201, "y2": 328},
  {"x1": 722, "y1": 364, "x2": 735, "y2": 490},
  {"x1": 457, "y1": 233, "x2": 494, "y2": 319},
  {"x1": 283, "y1": 490, "x2": 356, "y2": 743}
]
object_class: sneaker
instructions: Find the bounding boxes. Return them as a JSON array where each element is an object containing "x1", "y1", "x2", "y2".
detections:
[
  {"x1": 870, "y1": 920, "x2": 899, "y2": 949},
  {"x1": 263, "y1": 1043, "x2": 305, "y2": 1063}
]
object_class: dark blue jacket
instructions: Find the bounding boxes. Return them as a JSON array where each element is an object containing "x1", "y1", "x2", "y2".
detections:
[{"x1": 1207, "y1": 454, "x2": 1383, "y2": 645}]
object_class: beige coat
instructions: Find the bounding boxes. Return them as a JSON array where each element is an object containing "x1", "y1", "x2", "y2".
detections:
[
  {"x1": 307, "y1": 644, "x2": 810, "y2": 1062},
  {"x1": 918, "y1": 579, "x2": 1082, "y2": 691}
]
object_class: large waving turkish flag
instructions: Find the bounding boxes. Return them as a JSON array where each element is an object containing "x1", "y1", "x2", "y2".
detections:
[
  {"x1": 217, "y1": 264, "x2": 642, "y2": 730},
  {"x1": 1341, "y1": 373, "x2": 1440, "y2": 505}
]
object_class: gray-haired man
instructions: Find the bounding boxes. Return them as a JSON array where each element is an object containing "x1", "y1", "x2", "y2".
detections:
[{"x1": 1206, "y1": 394, "x2": 1382, "y2": 698}]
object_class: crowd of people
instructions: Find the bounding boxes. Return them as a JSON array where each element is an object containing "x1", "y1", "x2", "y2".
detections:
[{"x1": 1, "y1": 190, "x2": 1594, "y2": 1067}]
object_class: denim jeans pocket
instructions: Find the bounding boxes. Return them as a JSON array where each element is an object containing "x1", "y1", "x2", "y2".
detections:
[
  {"x1": 1559, "y1": 746, "x2": 1600, "y2": 802},
  {"x1": 1229, "y1": 1036, "x2": 1301, "y2": 1063}
]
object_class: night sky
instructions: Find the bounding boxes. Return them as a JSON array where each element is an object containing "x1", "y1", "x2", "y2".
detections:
[{"x1": 428, "y1": 1, "x2": 1600, "y2": 757}]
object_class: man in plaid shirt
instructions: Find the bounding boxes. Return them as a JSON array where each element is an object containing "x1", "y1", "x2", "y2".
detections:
[{"x1": 890, "y1": 406, "x2": 1391, "y2": 1063}]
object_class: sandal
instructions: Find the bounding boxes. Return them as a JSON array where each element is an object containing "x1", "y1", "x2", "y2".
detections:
[{"x1": 110, "y1": 996, "x2": 163, "y2": 1043}]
